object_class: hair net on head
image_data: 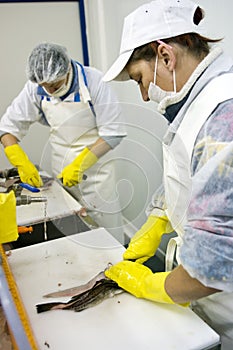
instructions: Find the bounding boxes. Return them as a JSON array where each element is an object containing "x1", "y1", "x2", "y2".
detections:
[{"x1": 26, "y1": 42, "x2": 70, "y2": 84}]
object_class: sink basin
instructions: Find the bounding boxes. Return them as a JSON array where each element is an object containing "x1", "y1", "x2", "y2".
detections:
[{"x1": 11, "y1": 214, "x2": 94, "y2": 249}]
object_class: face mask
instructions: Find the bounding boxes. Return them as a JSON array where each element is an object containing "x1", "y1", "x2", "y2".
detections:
[
  {"x1": 43, "y1": 80, "x2": 69, "y2": 98},
  {"x1": 148, "y1": 55, "x2": 177, "y2": 104},
  {"x1": 52, "y1": 82, "x2": 68, "y2": 96},
  {"x1": 43, "y1": 67, "x2": 72, "y2": 98}
]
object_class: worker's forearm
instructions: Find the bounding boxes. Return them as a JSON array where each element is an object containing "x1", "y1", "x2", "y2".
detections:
[
  {"x1": 165, "y1": 265, "x2": 220, "y2": 304},
  {"x1": 88, "y1": 137, "x2": 111, "y2": 158},
  {"x1": 1, "y1": 134, "x2": 18, "y2": 147}
]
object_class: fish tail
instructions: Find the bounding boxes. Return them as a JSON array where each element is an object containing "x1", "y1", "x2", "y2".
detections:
[{"x1": 36, "y1": 302, "x2": 64, "y2": 313}]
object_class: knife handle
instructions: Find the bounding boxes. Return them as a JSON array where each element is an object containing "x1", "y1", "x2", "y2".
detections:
[{"x1": 19, "y1": 183, "x2": 40, "y2": 193}]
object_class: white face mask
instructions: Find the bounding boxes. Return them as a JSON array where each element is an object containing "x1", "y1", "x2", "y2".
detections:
[
  {"x1": 43, "y1": 67, "x2": 73, "y2": 98},
  {"x1": 148, "y1": 55, "x2": 177, "y2": 104},
  {"x1": 43, "y1": 80, "x2": 69, "y2": 98}
]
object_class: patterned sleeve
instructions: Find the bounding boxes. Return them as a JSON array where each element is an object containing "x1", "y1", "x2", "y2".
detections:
[{"x1": 180, "y1": 100, "x2": 233, "y2": 292}]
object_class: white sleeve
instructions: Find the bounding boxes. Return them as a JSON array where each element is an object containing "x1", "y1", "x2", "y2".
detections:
[
  {"x1": 84, "y1": 67, "x2": 127, "y2": 139},
  {"x1": 0, "y1": 81, "x2": 43, "y2": 141}
]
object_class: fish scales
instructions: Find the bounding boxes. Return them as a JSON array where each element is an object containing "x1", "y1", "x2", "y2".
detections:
[{"x1": 73, "y1": 279, "x2": 121, "y2": 312}]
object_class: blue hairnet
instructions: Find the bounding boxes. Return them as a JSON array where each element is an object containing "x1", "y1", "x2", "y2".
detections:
[{"x1": 26, "y1": 42, "x2": 70, "y2": 84}]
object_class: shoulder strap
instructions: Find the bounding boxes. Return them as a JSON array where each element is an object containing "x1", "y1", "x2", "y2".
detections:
[{"x1": 75, "y1": 62, "x2": 96, "y2": 117}]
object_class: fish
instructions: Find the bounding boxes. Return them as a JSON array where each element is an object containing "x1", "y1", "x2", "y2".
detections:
[
  {"x1": 36, "y1": 264, "x2": 123, "y2": 313},
  {"x1": 36, "y1": 279, "x2": 123, "y2": 313}
]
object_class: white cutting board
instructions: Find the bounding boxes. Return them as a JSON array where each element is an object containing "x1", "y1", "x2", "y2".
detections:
[
  {"x1": 16, "y1": 179, "x2": 82, "y2": 226},
  {"x1": 8, "y1": 229, "x2": 220, "y2": 350}
]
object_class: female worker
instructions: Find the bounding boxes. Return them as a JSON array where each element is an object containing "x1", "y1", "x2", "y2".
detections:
[
  {"x1": 0, "y1": 42, "x2": 127, "y2": 244},
  {"x1": 103, "y1": 0, "x2": 233, "y2": 348}
]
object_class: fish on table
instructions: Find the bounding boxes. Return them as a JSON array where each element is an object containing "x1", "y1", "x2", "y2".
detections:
[{"x1": 36, "y1": 265, "x2": 123, "y2": 313}]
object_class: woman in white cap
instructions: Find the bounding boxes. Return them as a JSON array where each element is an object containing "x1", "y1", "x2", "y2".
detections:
[
  {"x1": 0, "y1": 42, "x2": 127, "y2": 243},
  {"x1": 104, "y1": 0, "x2": 233, "y2": 348}
]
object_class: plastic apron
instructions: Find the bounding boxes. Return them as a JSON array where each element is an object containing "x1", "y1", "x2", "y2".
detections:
[
  {"x1": 163, "y1": 74, "x2": 233, "y2": 349},
  {"x1": 41, "y1": 63, "x2": 124, "y2": 244}
]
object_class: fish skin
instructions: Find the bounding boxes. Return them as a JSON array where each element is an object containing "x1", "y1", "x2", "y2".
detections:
[
  {"x1": 43, "y1": 271, "x2": 106, "y2": 298},
  {"x1": 36, "y1": 279, "x2": 123, "y2": 313},
  {"x1": 72, "y1": 279, "x2": 123, "y2": 312}
]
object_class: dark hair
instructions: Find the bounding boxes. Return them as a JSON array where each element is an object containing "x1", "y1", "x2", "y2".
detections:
[{"x1": 128, "y1": 6, "x2": 222, "y2": 64}]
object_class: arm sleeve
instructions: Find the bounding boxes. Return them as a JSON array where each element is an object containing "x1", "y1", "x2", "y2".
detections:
[
  {"x1": 180, "y1": 100, "x2": 233, "y2": 292},
  {"x1": 146, "y1": 183, "x2": 167, "y2": 217},
  {"x1": 84, "y1": 67, "x2": 127, "y2": 149},
  {"x1": 0, "y1": 81, "x2": 45, "y2": 141},
  {"x1": 101, "y1": 135, "x2": 125, "y2": 149}
]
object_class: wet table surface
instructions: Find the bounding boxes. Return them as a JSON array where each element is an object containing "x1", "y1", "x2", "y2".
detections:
[{"x1": 16, "y1": 175, "x2": 82, "y2": 226}]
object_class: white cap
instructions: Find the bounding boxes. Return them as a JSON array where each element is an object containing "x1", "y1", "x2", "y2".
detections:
[{"x1": 103, "y1": 0, "x2": 204, "y2": 82}]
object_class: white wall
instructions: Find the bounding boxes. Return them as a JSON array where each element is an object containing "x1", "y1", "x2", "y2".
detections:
[
  {"x1": 85, "y1": 0, "x2": 168, "y2": 230},
  {"x1": 197, "y1": 0, "x2": 233, "y2": 58},
  {"x1": 1, "y1": 0, "x2": 233, "y2": 233}
]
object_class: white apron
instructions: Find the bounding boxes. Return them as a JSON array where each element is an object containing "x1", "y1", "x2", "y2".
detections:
[
  {"x1": 163, "y1": 74, "x2": 233, "y2": 349},
  {"x1": 41, "y1": 64, "x2": 124, "y2": 244}
]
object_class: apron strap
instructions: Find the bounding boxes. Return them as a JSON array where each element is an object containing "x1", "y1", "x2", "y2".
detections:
[
  {"x1": 165, "y1": 236, "x2": 181, "y2": 271},
  {"x1": 76, "y1": 62, "x2": 96, "y2": 117}
]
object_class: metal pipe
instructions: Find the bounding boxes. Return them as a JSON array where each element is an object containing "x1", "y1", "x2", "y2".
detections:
[{"x1": 16, "y1": 195, "x2": 47, "y2": 206}]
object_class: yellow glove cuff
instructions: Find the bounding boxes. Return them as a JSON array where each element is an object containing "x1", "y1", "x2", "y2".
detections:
[
  {"x1": 0, "y1": 191, "x2": 18, "y2": 243},
  {"x1": 5, "y1": 144, "x2": 28, "y2": 165},
  {"x1": 143, "y1": 270, "x2": 174, "y2": 303},
  {"x1": 73, "y1": 147, "x2": 98, "y2": 172},
  {"x1": 142, "y1": 270, "x2": 189, "y2": 306}
]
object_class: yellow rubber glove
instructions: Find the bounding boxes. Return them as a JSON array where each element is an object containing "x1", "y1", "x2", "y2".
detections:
[
  {"x1": 105, "y1": 261, "x2": 175, "y2": 304},
  {"x1": 4, "y1": 144, "x2": 43, "y2": 187},
  {"x1": 0, "y1": 191, "x2": 18, "y2": 243},
  {"x1": 57, "y1": 147, "x2": 98, "y2": 187},
  {"x1": 124, "y1": 215, "x2": 173, "y2": 263}
]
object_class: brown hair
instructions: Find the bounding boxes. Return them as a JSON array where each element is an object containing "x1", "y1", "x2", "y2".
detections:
[{"x1": 128, "y1": 6, "x2": 222, "y2": 64}]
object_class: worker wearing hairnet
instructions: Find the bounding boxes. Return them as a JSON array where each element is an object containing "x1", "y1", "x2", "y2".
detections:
[
  {"x1": 103, "y1": 0, "x2": 233, "y2": 348},
  {"x1": 0, "y1": 42, "x2": 127, "y2": 244}
]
